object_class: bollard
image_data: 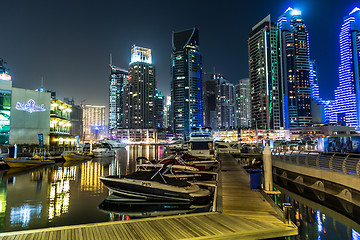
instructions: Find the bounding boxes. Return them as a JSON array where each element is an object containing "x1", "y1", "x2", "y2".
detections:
[
  {"x1": 283, "y1": 203, "x2": 292, "y2": 226},
  {"x1": 262, "y1": 145, "x2": 273, "y2": 191}
]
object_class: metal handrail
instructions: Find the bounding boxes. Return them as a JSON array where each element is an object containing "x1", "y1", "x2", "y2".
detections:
[{"x1": 272, "y1": 146, "x2": 360, "y2": 177}]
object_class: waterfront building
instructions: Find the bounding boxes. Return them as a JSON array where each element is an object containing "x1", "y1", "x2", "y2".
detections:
[
  {"x1": 123, "y1": 45, "x2": 155, "y2": 129},
  {"x1": 334, "y1": 7, "x2": 360, "y2": 128},
  {"x1": 112, "y1": 128, "x2": 157, "y2": 144},
  {"x1": 109, "y1": 63, "x2": 128, "y2": 132},
  {"x1": 154, "y1": 90, "x2": 164, "y2": 129},
  {"x1": 171, "y1": 28, "x2": 203, "y2": 139},
  {"x1": 215, "y1": 75, "x2": 236, "y2": 128},
  {"x1": 248, "y1": 15, "x2": 284, "y2": 130},
  {"x1": 278, "y1": 7, "x2": 312, "y2": 127},
  {"x1": 50, "y1": 98, "x2": 74, "y2": 145},
  {"x1": 235, "y1": 78, "x2": 251, "y2": 129},
  {"x1": 10, "y1": 88, "x2": 51, "y2": 145},
  {"x1": 82, "y1": 105, "x2": 106, "y2": 142},
  {"x1": 0, "y1": 59, "x2": 11, "y2": 144},
  {"x1": 64, "y1": 98, "x2": 83, "y2": 140}
]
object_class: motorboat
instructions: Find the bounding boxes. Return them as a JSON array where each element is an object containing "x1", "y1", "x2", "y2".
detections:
[
  {"x1": 215, "y1": 141, "x2": 241, "y2": 156},
  {"x1": 92, "y1": 143, "x2": 115, "y2": 158},
  {"x1": 98, "y1": 139, "x2": 127, "y2": 149},
  {"x1": 99, "y1": 161, "x2": 211, "y2": 202},
  {"x1": 156, "y1": 153, "x2": 217, "y2": 171},
  {"x1": 61, "y1": 151, "x2": 93, "y2": 161},
  {"x1": 188, "y1": 127, "x2": 215, "y2": 160},
  {"x1": 3, "y1": 156, "x2": 55, "y2": 168}
]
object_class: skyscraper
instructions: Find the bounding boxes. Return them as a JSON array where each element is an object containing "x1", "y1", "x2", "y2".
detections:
[
  {"x1": 203, "y1": 74, "x2": 217, "y2": 130},
  {"x1": 109, "y1": 63, "x2": 128, "y2": 132},
  {"x1": 82, "y1": 105, "x2": 106, "y2": 141},
  {"x1": 278, "y1": 7, "x2": 312, "y2": 127},
  {"x1": 154, "y1": 90, "x2": 164, "y2": 129},
  {"x1": 334, "y1": 7, "x2": 360, "y2": 128},
  {"x1": 235, "y1": 78, "x2": 251, "y2": 128},
  {"x1": 215, "y1": 75, "x2": 236, "y2": 128},
  {"x1": 248, "y1": 15, "x2": 284, "y2": 130},
  {"x1": 124, "y1": 45, "x2": 155, "y2": 129},
  {"x1": 171, "y1": 28, "x2": 203, "y2": 139}
]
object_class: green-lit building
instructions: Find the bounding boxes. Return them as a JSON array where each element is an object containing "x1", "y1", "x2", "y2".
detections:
[
  {"x1": 248, "y1": 15, "x2": 284, "y2": 130},
  {"x1": 0, "y1": 59, "x2": 12, "y2": 145}
]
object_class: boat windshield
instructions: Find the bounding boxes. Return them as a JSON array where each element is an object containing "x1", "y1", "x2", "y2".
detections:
[{"x1": 191, "y1": 142, "x2": 212, "y2": 150}]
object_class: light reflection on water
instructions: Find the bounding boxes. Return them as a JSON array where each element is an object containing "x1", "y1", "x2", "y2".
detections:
[
  {"x1": 276, "y1": 186, "x2": 360, "y2": 240},
  {"x1": 0, "y1": 144, "x2": 165, "y2": 233}
]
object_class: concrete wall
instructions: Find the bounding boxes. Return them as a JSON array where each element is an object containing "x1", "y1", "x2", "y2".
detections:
[{"x1": 9, "y1": 88, "x2": 51, "y2": 145}]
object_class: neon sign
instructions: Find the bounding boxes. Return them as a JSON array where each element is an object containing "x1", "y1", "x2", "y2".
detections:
[{"x1": 16, "y1": 99, "x2": 46, "y2": 113}]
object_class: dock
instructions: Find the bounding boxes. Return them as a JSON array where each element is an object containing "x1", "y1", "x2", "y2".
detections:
[{"x1": 0, "y1": 154, "x2": 297, "y2": 239}]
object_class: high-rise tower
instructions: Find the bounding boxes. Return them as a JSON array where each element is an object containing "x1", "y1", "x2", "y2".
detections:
[
  {"x1": 235, "y1": 78, "x2": 251, "y2": 129},
  {"x1": 109, "y1": 63, "x2": 128, "y2": 132},
  {"x1": 171, "y1": 28, "x2": 203, "y2": 139},
  {"x1": 278, "y1": 7, "x2": 312, "y2": 127},
  {"x1": 334, "y1": 7, "x2": 360, "y2": 128},
  {"x1": 123, "y1": 45, "x2": 155, "y2": 129},
  {"x1": 248, "y1": 15, "x2": 284, "y2": 130}
]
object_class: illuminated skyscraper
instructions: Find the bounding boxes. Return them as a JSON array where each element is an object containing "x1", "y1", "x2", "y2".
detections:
[
  {"x1": 334, "y1": 7, "x2": 360, "y2": 128},
  {"x1": 154, "y1": 90, "x2": 164, "y2": 129},
  {"x1": 278, "y1": 7, "x2": 312, "y2": 127},
  {"x1": 171, "y1": 28, "x2": 203, "y2": 139},
  {"x1": 235, "y1": 78, "x2": 251, "y2": 128},
  {"x1": 248, "y1": 15, "x2": 284, "y2": 130},
  {"x1": 82, "y1": 105, "x2": 106, "y2": 141},
  {"x1": 109, "y1": 63, "x2": 128, "y2": 132},
  {"x1": 123, "y1": 45, "x2": 155, "y2": 129},
  {"x1": 215, "y1": 74, "x2": 236, "y2": 128}
]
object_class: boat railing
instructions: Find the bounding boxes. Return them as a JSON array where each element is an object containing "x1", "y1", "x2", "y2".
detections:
[{"x1": 150, "y1": 160, "x2": 175, "y2": 184}]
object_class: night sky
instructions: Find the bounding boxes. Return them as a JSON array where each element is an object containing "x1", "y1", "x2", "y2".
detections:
[{"x1": 1, "y1": 0, "x2": 359, "y2": 107}]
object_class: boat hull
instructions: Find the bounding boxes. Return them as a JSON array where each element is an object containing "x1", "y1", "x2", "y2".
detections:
[
  {"x1": 99, "y1": 176, "x2": 210, "y2": 202},
  {"x1": 61, "y1": 153, "x2": 92, "y2": 161},
  {"x1": 4, "y1": 158, "x2": 55, "y2": 168}
]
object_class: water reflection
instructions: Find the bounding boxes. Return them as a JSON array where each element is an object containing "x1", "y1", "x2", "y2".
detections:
[
  {"x1": 0, "y1": 145, "x2": 166, "y2": 233},
  {"x1": 276, "y1": 185, "x2": 360, "y2": 240}
]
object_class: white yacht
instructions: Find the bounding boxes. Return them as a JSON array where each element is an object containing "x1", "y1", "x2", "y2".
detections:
[
  {"x1": 98, "y1": 139, "x2": 127, "y2": 149},
  {"x1": 187, "y1": 127, "x2": 215, "y2": 160}
]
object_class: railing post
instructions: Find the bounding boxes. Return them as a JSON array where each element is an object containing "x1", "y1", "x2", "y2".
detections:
[
  {"x1": 329, "y1": 153, "x2": 336, "y2": 171},
  {"x1": 356, "y1": 158, "x2": 360, "y2": 176},
  {"x1": 315, "y1": 152, "x2": 320, "y2": 169},
  {"x1": 343, "y1": 154, "x2": 350, "y2": 174}
]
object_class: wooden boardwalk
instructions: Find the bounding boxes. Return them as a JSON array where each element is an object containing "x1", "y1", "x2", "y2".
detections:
[{"x1": 0, "y1": 154, "x2": 297, "y2": 239}]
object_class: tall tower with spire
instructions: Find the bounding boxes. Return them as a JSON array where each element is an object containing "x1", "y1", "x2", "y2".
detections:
[{"x1": 334, "y1": 7, "x2": 360, "y2": 128}]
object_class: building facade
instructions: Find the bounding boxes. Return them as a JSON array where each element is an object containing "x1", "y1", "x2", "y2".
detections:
[
  {"x1": 248, "y1": 15, "x2": 284, "y2": 130},
  {"x1": 109, "y1": 64, "x2": 128, "y2": 132},
  {"x1": 235, "y1": 78, "x2": 251, "y2": 129},
  {"x1": 215, "y1": 75, "x2": 236, "y2": 128},
  {"x1": 171, "y1": 28, "x2": 203, "y2": 139},
  {"x1": 82, "y1": 105, "x2": 106, "y2": 142},
  {"x1": 154, "y1": 91, "x2": 164, "y2": 129},
  {"x1": 334, "y1": 7, "x2": 360, "y2": 129},
  {"x1": 203, "y1": 77, "x2": 217, "y2": 130},
  {"x1": 123, "y1": 45, "x2": 155, "y2": 129},
  {"x1": 278, "y1": 7, "x2": 312, "y2": 127}
]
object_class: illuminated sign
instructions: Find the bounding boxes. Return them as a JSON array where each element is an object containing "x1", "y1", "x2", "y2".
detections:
[
  {"x1": 0, "y1": 74, "x2": 11, "y2": 81},
  {"x1": 16, "y1": 99, "x2": 46, "y2": 113}
]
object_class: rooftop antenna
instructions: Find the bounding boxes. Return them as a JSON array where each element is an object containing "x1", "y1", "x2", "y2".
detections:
[
  {"x1": 213, "y1": 66, "x2": 216, "y2": 73},
  {"x1": 41, "y1": 76, "x2": 44, "y2": 89},
  {"x1": 110, "y1": 53, "x2": 112, "y2": 65}
]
